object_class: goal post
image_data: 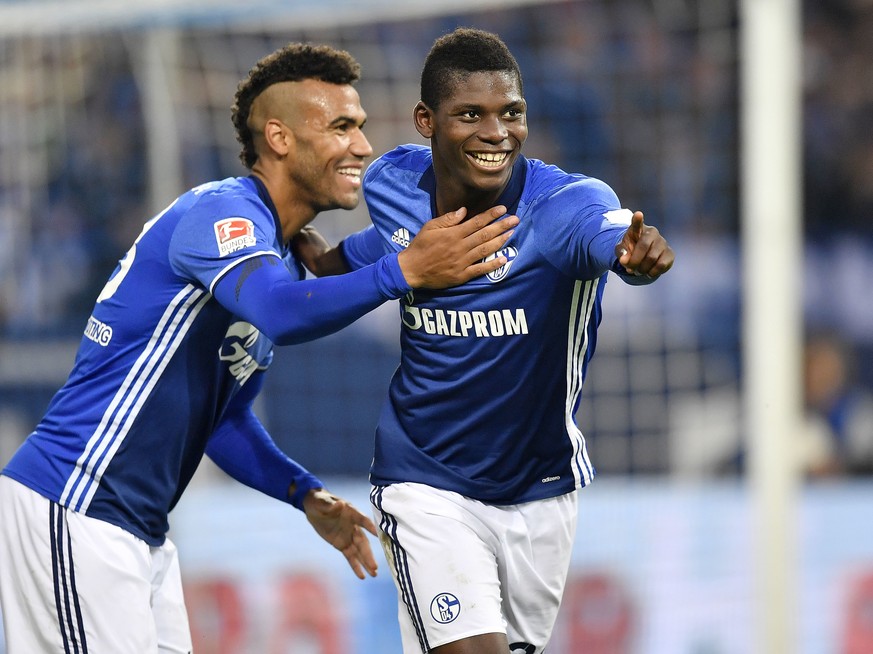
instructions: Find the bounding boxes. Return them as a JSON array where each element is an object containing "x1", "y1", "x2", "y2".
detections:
[{"x1": 740, "y1": 1, "x2": 804, "y2": 653}]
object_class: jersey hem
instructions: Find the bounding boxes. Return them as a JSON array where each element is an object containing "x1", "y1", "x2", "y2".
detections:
[
  {"x1": 0, "y1": 471, "x2": 165, "y2": 547},
  {"x1": 367, "y1": 474, "x2": 589, "y2": 506}
]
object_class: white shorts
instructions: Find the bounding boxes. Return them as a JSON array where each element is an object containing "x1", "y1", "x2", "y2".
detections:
[
  {"x1": 0, "y1": 476, "x2": 192, "y2": 653},
  {"x1": 371, "y1": 482, "x2": 579, "y2": 654}
]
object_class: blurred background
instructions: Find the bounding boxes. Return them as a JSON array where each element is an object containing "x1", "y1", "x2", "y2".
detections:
[{"x1": 1, "y1": 0, "x2": 872, "y2": 652}]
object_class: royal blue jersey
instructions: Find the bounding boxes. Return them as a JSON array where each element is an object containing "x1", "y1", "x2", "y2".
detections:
[
  {"x1": 3, "y1": 175, "x2": 409, "y2": 545},
  {"x1": 342, "y1": 144, "x2": 647, "y2": 504}
]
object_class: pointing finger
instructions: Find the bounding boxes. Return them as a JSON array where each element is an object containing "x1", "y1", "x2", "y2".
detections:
[{"x1": 629, "y1": 211, "x2": 645, "y2": 239}]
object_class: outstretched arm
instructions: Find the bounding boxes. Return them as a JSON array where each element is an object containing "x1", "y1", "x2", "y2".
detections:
[
  {"x1": 530, "y1": 180, "x2": 671, "y2": 282},
  {"x1": 212, "y1": 253, "x2": 409, "y2": 346},
  {"x1": 214, "y1": 206, "x2": 518, "y2": 345}
]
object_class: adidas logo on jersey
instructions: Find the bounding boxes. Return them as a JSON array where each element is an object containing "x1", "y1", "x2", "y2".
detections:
[{"x1": 391, "y1": 228, "x2": 411, "y2": 248}]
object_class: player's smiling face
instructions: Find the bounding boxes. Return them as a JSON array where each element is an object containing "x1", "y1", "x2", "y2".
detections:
[
  {"x1": 282, "y1": 79, "x2": 373, "y2": 214},
  {"x1": 415, "y1": 70, "x2": 527, "y2": 211}
]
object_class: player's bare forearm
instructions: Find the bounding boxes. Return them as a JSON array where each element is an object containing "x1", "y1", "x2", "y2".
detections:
[
  {"x1": 615, "y1": 210, "x2": 674, "y2": 279},
  {"x1": 398, "y1": 205, "x2": 518, "y2": 288}
]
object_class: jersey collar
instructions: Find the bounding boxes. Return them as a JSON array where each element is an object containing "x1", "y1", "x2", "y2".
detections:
[
  {"x1": 247, "y1": 175, "x2": 285, "y2": 249},
  {"x1": 419, "y1": 155, "x2": 528, "y2": 218}
]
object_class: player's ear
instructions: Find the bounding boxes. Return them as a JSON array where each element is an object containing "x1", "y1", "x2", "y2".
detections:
[
  {"x1": 263, "y1": 118, "x2": 292, "y2": 158},
  {"x1": 413, "y1": 101, "x2": 434, "y2": 139}
]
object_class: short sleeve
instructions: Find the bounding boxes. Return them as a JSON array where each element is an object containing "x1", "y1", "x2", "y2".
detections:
[{"x1": 168, "y1": 189, "x2": 281, "y2": 293}]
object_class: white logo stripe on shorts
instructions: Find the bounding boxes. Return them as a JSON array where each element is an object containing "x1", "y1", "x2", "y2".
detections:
[
  {"x1": 371, "y1": 486, "x2": 430, "y2": 653},
  {"x1": 50, "y1": 502, "x2": 89, "y2": 653}
]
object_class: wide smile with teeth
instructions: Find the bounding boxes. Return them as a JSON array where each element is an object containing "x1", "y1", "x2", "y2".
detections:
[
  {"x1": 338, "y1": 167, "x2": 361, "y2": 180},
  {"x1": 470, "y1": 152, "x2": 508, "y2": 168}
]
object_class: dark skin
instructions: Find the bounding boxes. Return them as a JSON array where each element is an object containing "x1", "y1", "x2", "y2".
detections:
[
  {"x1": 300, "y1": 487, "x2": 377, "y2": 579},
  {"x1": 414, "y1": 71, "x2": 528, "y2": 219},
  {"x1": 616, "y1": 210, "x2": 673, "y2": 278},
  {"x1": 296, "y1": 70, "x2": 674, "y2": 652}
]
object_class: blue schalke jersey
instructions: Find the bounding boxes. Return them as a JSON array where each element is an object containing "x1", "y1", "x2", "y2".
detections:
[
  {"x1": 3, "y1": 176, "x2": 302, "y2": 545},
  {"x1": 343, "y1": 144, "x2": 642, "y2": 504}
]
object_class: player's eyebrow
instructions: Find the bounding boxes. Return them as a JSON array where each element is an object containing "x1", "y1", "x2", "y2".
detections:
[
  {"x1": 329, "y1": 115, "x2": 367, "y2": 128},
  {"x1": 452, "y1": 99, "x2": 524, "y2": 113},
  {"x1": 452, "y1": 102, "x2": 482, "y2": 112}
]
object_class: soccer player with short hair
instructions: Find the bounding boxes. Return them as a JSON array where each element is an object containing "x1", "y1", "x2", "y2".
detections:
[
  {"x1": 0, "y1": 42, "x2": 517, "y2": 653},
  {"x1": 301, "y1": 28, "x2": 674, "y2": 654}
]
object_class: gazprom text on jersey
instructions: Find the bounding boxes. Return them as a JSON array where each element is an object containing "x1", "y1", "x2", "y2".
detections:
[{"x1": 401, "y1": 306, "x2": 528, "y2": 338}]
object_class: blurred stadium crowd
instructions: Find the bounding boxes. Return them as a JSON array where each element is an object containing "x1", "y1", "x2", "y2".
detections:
[{"x1": 1, "y1": 0, "x2": 871, "y2": 478}]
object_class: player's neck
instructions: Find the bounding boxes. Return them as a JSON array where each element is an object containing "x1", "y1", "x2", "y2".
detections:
[
  {"x1": 435, "y1": 187, "x2": 506, "y2": 219},
  {"x1": 250, "y1": 169, "x2": 315, "y2": 242}
]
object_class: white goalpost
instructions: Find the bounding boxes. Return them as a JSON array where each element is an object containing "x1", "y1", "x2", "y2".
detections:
[{"x1": 740, "y1": 1, "x2": 803, "y2": 653}]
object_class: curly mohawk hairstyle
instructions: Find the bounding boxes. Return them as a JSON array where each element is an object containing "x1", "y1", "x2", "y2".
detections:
[
  {"x1": 231, "y1": 43, "x2": 361, "y2": 169},
  {"x1": 420, "y1": 27, "x2": 522, "y2": 111}
]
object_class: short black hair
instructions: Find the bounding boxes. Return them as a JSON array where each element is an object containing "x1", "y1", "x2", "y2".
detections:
[
  {"x1": 232, "y1": 43, "x2": 361, "y2": 169},
  {"x1": 420, "y1": 27, "x2": 522, "y2": 111}
]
